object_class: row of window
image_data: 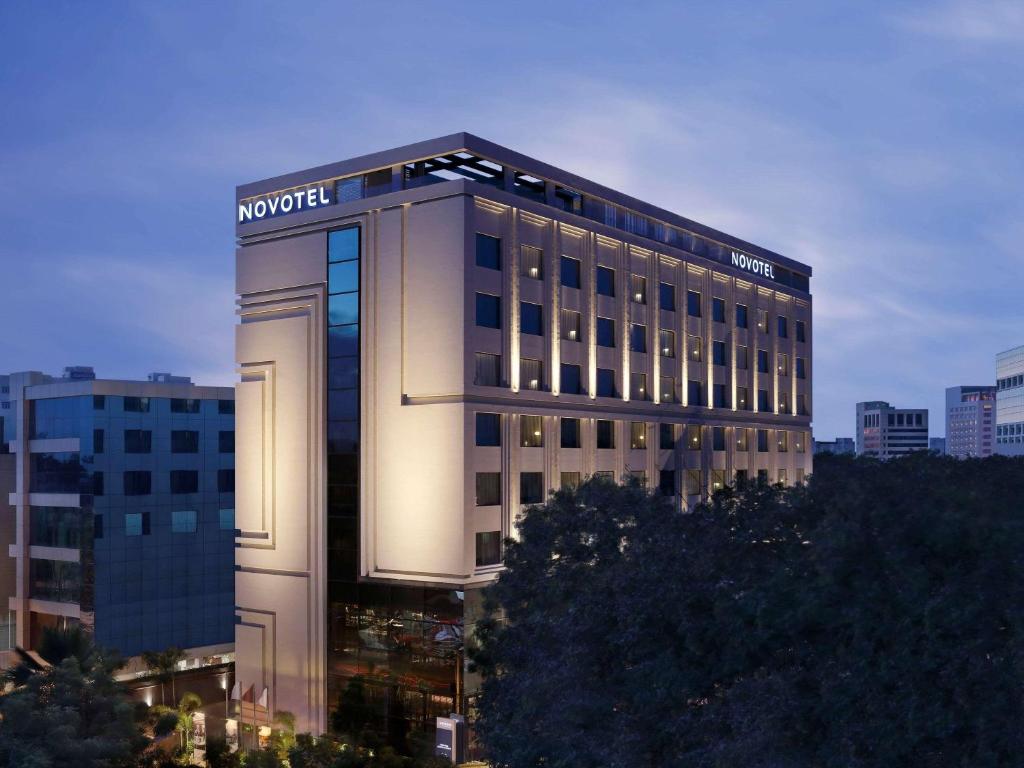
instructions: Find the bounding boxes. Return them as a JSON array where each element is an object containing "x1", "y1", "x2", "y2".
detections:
[
  {"x1": 473, "y1": 465, "x2": 804, "y2": 565},
  {"x1": 476, "y1": 235, "x2": 807, "y2": 338},
  {"x1": 92, "y1": 429, "x2": 234, "y2": 454},
  {"x1": 31, "y1": 506, "x2": 236, "y2": 544},
  {"x1": 997, "y1": 374, "x2": 1024, "y2": 390},
  {"x1": 475, "y1": 413, "x2": 807, "y2": 452},
  {"x1": 113, "y1": 469, "x2": 235, "y2": 496},
  {"x1": 473, "y1": 353, "x2": 810, "y2": 413}
]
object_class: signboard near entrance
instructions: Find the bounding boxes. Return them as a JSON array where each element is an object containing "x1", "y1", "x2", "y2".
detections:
[{"x1": 435, "y1": 715, "x2": 466, "y2": 764}]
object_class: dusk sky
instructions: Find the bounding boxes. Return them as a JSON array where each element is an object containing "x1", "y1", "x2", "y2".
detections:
[{"x1": 2, "y1": 1, "x2": 1023, "y2": 440}]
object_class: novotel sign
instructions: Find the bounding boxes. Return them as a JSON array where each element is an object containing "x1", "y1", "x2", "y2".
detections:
[
  {"x1": 238, "y1": 185, "x2": 334, "y2": 224},
  {"x1": 730, "y1": 250, "x2": 776, "y2": 279}
]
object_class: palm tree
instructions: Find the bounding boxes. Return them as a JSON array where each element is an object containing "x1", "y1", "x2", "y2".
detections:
[{"x1": 141, "y1": 647, "x2": 185, "y2": 706}]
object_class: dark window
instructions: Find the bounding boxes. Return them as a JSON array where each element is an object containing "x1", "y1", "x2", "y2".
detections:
[
  {"x1": 714, "y1": 384, "x2": 729, "y2": 408},
  {"x1": 777, "y1": 315, "x2": 788, "y2": 338},
  {"x1": 476, "y1": 413, "x2": 501, "y2": 447},
  {"x1": 171, "y1": 398, "x2": 201, "y2": 414},
  {"x1": 736, "y1": 304, "x2": 748, "y2": 328},
  {"x1": 520, "y1": 472, "x2": 544, "y2": 504},
  {"x1": 561, "y1": 364, "x2": 582, "y2": 395},
  {"x1": 217, "y1": 469, "x2": 234, "y2": 493},
  {"x1": 520, "y1": 302, "x2": 543, "y2": 335},
  {"x1": 713, "y1": 427, "x2": 726, "y2": 451},
  {"x1": 630, "y1": 324, "x2": 647, "y2": 353},
  {"x1": 687, "y1": 290, "x2": 701, "y2": 317},
  {"x1": 93, "y1": 429, "x2": 104, "y2": 454},
  {"x1": 659, "y1": 469, "x2": 675, "y2": 497},
  {"x1": 796, "y1": 320, "x2": 806, "y2": 343},
  {"x1": 476, "y1": 234, "x2": 501, "y2": 270},
  {"x1": 758, "y1": 389, "x2": 770, "y2": 411},
  {"x1": 474, "y1": 353, "x2": 501, "y2": 387},
  {"x1": 596, "y1": 266, "x2": 615, "y2": 296},
  {"x1": 561, "y1": 256, "x2": 581, "y2": 288},
  {"x1": 712, "y1": 297, "x2": 725, "y2": 323},
  {"x1": 94, "y1": 514, "x2": 103, "y2": 539},
  {"x1": 688, "y1": 380, "x2": 703, "y2": 406},
  {"x1": 123, "y1": 470, "x2": 151, "y2": 496},
  {"x1": 93, "y1": 395, "x2": 106, "y2": 410},
  {"x1": 93, "y1": 471, "x2": 104, "y2": 496},
  {"x1": 218, "y1": 399, "x2": 235, "y2": 415},
  {"x1": 796, "y1": 358, "x2": 806, "y2": 379},
  {"x1": 476, "y1": 293, "x2": 501, "y2": 329},
  {"x1": 596, "y1": 420, "x2": 615, "y2": 449},
  {"x1": 29, "y1": 452, "x2": 84, "y2": 494},
  {"x1": 561, "y1": 418, "x2": 581, "y2": 448},
  {"x1": 659, "y1": 423, "x2": 674, "y2": 450},
  {"x1": 476, "y1": 473, "x2": 501, "y2": 506},
  {"x1": 475, "y1": 531, "x2": 501, "y2": 566},
  {"x1": 597, "y1": 317, "x2": 615, "y2": 348},
  {"x1": 123, "y1": 396, "x2": 150, "y2": 413},
  {"x1": 171, "y1": 430, "x2": 199, "y2": 453},
  {"x1": 219, "y1": 430, "x2": 235, "y2": 453},
  {"x1": 124, "y1": 429, "x2": 152, "y2": 454},
  {"x1": 171, "y1": 470, "x2": 199, "y2": 494},
  {"x1": 713, "y1": 341, "x2": 727, "y2": 366},
  {"x1": 758, "y1": 429, "x2": 769, "y2": 452},
  {"x1": 596, "y1": 368, "x2": 616, "y2": 398},
  {"x1": 659, "y1": 282, "x2": 675, "y2": 311},
  {"x1": 757, "y1": 349, "x2": 769, "y2": 373}
]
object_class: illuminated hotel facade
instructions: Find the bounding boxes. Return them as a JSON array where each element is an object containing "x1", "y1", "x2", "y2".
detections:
[{"x1": 233, "y1": 133, "x2": 814, "y2": 735}]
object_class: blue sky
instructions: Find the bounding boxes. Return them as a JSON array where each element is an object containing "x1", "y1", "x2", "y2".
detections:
[{"x1": 2, "y1": 1, "x2": 1022, "y2": 439}]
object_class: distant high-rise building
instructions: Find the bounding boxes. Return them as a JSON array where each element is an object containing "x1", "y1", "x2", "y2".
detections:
[
  {"x1": 944, "y1": 386, "x2": 994, "y2": 458},
  {"x1": 929, "y1": 437, "x2": 947, "y2": 455},
  {"x1": 996, "y1": 345, "x2": 1024, "y2": 456},
  {"x1": 813, "y1": 437, "x2": 855, "y2": 455},
  {"x1": 3, "y1": 367, "x2": 235, "y2": 665},
  {"x1": 856, "y1": 401, "x2": 928, "y2": 459}
]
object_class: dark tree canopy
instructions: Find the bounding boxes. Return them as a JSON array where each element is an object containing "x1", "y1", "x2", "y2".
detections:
[{"x1": 473, "y1": 454, "x2": 1024, "y2": 768}]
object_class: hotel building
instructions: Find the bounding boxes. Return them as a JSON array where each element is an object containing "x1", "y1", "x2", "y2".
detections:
[
  {"x1": 233, "y1": 133, "x2": 814, "y2": 734},
  {"x1": 856, "y1": 401, "x2": 928, "y2": 459},
  {"x1": 2, "y1": 367, "x2": 235, "y2": 661},
  {"x1": 944, "y1": 385, "x2": 994, "y2": 459},
  {"x1": 996, "y1": 345, "x2": 1024, "y2": 456}
]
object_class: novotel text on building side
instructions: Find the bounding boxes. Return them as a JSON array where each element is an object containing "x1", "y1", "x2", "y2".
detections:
[
  {"x1": 731, "y1": 250, "x2": 776, "y2": 279},
  {"x1": 238, "y1": 185, "x2": 333, "y2": 223}
]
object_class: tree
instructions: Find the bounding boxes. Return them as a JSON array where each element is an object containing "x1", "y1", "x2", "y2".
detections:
[
  {"x1": 204, "y1": 738, "x2": 242, "y2": 768},
  {"x1": 0, "y1": 645, "x2": 149, "y2": 767},
  {"x1": 141, "y1": 647, "x2": 185, "y2": 707},
  {"x1": 473, "y1": 458, "x2": 1024, "y2": 767}
]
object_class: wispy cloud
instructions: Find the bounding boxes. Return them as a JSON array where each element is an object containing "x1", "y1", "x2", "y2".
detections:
[{"x1": 895, "y1": 0, "x2": 1024, "y2": 42}]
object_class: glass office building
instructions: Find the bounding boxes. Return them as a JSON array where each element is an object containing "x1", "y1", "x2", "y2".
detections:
[
  {"x1": 3, "y1": 368, "x2": 234, "y2": 658},
  {"x1": 235, "y1": 133, "x2": 813, "y2": 738}
]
